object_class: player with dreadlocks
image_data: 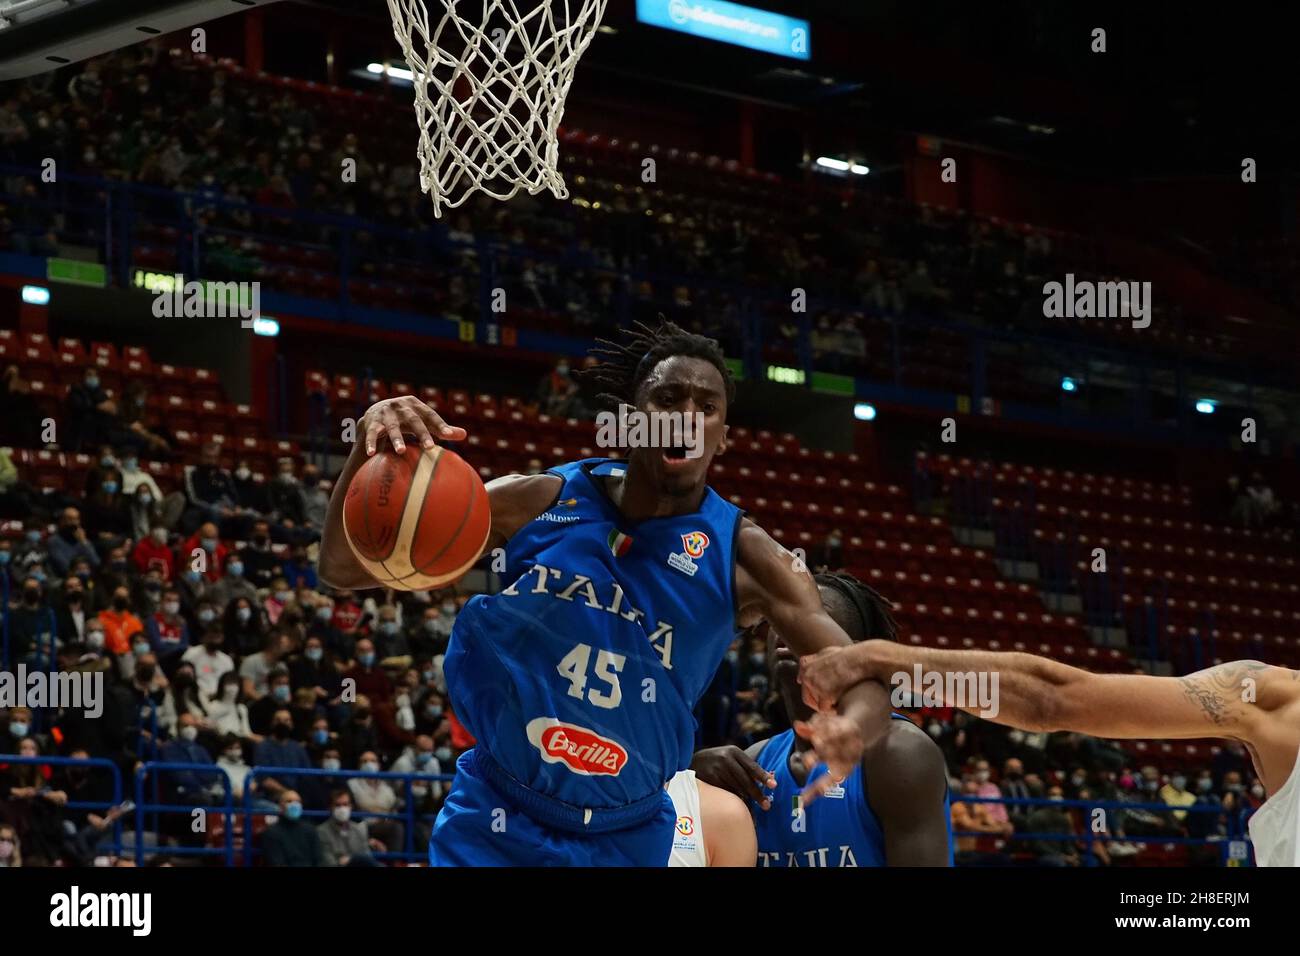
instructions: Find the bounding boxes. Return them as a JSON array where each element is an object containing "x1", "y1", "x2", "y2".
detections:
[
  {"x1": 320, "y1": 320, "x2": 894, "y2": 866},
  {"x1": 690, "y1": 571, "x2": 953, "y2": 866}
]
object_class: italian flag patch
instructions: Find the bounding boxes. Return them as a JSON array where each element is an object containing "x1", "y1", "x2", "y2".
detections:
[{"x1": 607, "y1": 529, "x2": 633, "y2": 557}]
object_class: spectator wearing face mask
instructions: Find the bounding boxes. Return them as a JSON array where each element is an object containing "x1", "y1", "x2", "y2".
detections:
[
  {"x1": 132, "y1": 524, "x2": 176, "y2": 581},
  {"x1": 299, "y1": 465, "x2": 330, "y2": 537},
  {"x1": 126, "y1": 480, "x2": 164, "y2": 542},
  {"x1": 208, "y1": 671, "x2": 256, "y2": 742},
  {"x1": 348, "y1": 750, "x2": 402, "y2": 856},
  {"x1": 215, "y1": 734, "x2": 275, "y2": 811},
  {"x1": 53, "y1": 572, "x2": 91, "y2": 645},
  {"x1": 66, "y1": 367, "x2": 117, "y2": 452},
  {"x1": 254, "y1": 710, "x2": 311, "y2": 800},
  {"x1": 306, "y1": 595, "x2": 348, "y2": 659},
  {"x1": 238, "y1": 520, "x2": 281, "y2": 590},
  {"x1": 262, "y1": 789, "x2": 324, "y2": 867},
  {"x1": 267, "y1": 457, "x2": 307, "y2": 534},
  {"x1": 224, "y1": 596, "x2": 266, "y2": 657},
  {"x1": 182, "y1": 443, "x2": 247, "y2": 537},
  {"x1": 0, "y1": 823, "x2": 20, "y2": 868},
  {"x1": 163, "y1": 665, "x2": 212, "y2": 738},
  {"x1": 125, "y1": 652, "x2": 168, "y2": 753},
  {"x1": 97, "y1": 586, "x2": 144, "y2": 656},
  {"x1": 1000, "y1": 757, "x2": 1033, "y2": 831},
  {"x1": 158, "y1": 713, "x2": 220, "y2": 804},
  {"x1": 344, "y1": 638, "x2": 393, "y2": 705},
  {"x1": 241, "y1": 631, "x2": 290, "y2": 699},
  {"x1": 10, "y1": 575, "x2": 56, "y2": 665},
  {"x1": 338, "y1": 697, "x2": 380, "y2": 767},
  {"x1": 82, "y1": 467, "x2": 133, "y2": 548},
  {"x1": 319, "y1": 789, "x2": 383, "y2": 866},
  {"x1": 970, "y1": 758, "x2": 1011, "y2": 834},
  {"x1": 180, "y1": 522, "x2": 227, "y2": 584},
  {"x1": 146, "y1": 590, "x2": 191, "y2": 671},
  {"x1": 289, "y1": 635, "x2": 344, "y2": 711},
  {"x1": 181, "y1": 626, "x2": 236, "y2": 699},
  {"x1": 248, "y1": 669, "x2": 294, "y2": 736},
  {"x1": 210, "y1": 553, "x2": 257, "y2": 610},
  {"x1": 372, "y1": 604, "x2": 408, "y2": 661},
  {"x1": 0, "y1": 736, "x2": 68, "y2": 865},
  {"x1": 133, "y1": 570, "x2": 166, "y2": 619},
  {"x1": 280, "y1": 545, "x2": 318, "y2": 591},
  {"x1": 389, "y1": 733, "x2": 445, "y2": 807},
  {"x1": 1024, "y1": 786, "x2": 1080, "y2": 867},
  {"x1": 263, "y1": 577, "x2": 293, "y2": 626},
  {"x1": 2, "y1": 708, "x2": 35, "y2": 755},
  {"x1": 47, "y1": 507, "x2": 100, "y2": 577},
  {"x1": 1186, "y1": 769, "x2": 1223, "y2": 842},
  {"x1": 1160, "y1": 772, "x2": 1197, "y2": 826},
  {"x1": 97, "y1": 546, "x2": 134, "y2": 597},
  {"x1": 231, "y1": 459, "x2": 268, "y2": 514}
]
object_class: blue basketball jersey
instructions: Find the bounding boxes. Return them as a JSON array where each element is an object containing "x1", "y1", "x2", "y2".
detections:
[
  {"x1": 444, "y1": 458, "x2": 744, "y2": 812},
  {"x1": 752, "y1": 721, "x2": 953, "y2": 867}
]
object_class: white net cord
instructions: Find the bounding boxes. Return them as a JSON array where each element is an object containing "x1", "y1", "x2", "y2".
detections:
[{"x1": 386, "y1": 0, "x2": 608, "y2": 217}]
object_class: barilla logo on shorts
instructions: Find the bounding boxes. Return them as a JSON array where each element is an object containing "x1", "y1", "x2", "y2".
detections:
[{"x1": 526, "y1": 717, "x2": 628, "y2": 776}]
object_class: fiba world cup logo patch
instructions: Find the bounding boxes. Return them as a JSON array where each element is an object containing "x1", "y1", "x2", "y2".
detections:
[
  {"x1": 668, "y1": 531, "x2": 709, "y2": 577},
  {"x1": 676, "y1": 815, "x2": 695, "y2": 836}
]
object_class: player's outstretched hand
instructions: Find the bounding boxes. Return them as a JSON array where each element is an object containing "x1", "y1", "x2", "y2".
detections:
[
  {"x1": 690, "y1": 746, "x2": 777, "y2": 810},
  {"x1": 792, "y1": 712, "x2": 868, "y2": 804},
  {"x1": 361, "y1": 395, "x2": 467, "y2": 456},
  {"x1": 797, "y1": 642, "x2": 871, "y2": 711}
]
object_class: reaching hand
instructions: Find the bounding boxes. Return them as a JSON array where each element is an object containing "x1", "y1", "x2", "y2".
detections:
[
  {"x1": 360, "y1": 395, "x2": 468, "y2": 456},
  {"x1": 690, "y1": 746, "x2": 777, "y2": 810}
]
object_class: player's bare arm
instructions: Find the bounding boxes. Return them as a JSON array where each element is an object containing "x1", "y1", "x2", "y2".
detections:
[
  {"x1": 735, "y1": 519, "x2": 891, "y2": 783},
  {"x1": 802, "y1": 642, "x2": 1300, "y2": 794},
  {"x1": 698, "y1": 779, "x2": 758, "y2": 866},
  {"x1": 319, "y1": 396, "x2": 560, "y2": 589},
  {"x1": 862, "y1": 719, "x2": 951, "y2": 866}
]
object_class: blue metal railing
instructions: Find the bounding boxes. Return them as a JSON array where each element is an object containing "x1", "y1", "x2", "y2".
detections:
[{"x1": 1, "y1": 755, "x2": 125, "y2": 858}]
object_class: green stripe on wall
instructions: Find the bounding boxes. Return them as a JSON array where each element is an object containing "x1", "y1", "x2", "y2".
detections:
[
  {"x1": 725, "y1": 357, "x2": 744, "y2": 381},
  {"x1": 47, "y1": 258, "x2": 106, "y2": 287},
  {"x1": 811, "y1": 370, "x2": 854, "y2": 395}
]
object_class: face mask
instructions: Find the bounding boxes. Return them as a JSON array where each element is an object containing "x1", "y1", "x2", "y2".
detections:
[
  {"x1": 725, "y1": 651, "x2": 739, "y2": 666},
  {"x1": 23, "y1": 589, "x2": 39, "y2": 605},
  {"x1": 926, "y1": 722, "x2": 943, "y2": 739},
  {"x1": 198, "y1": 609, "x2": 216, "y2": 623},
  {"x1": 201, "y1": 537, "x2": 218, "y2": 551},
  {"x1": 0, "y1": 840, "x2": 12, "y2": 859},
  {"x1": 278, "y1": 473, "x2": 296, "y2": 484},
  {"x1": 236, "y1": 608, "x2": 251, "y2": 624},
  {"x1": 133, "y1": 641, "x2": 151, "y2": 656},
  {"x1": 321, "y1": 758, "x2": 341, "y2": 772},
  {"x1": 1251, "y1": 784, "x2": 1265, "y2": 799},
  {"x1": 112, "y1": 561, "x2": 129, "y2": 572},
  {"x1": 415, "y1": 751, "x2": 433, "y2": 767},
  {"x1": 306, "y1": 647, "x2": 323, "y2": 662},
  {"x1": 283, "y1": 801, "x2": 303, "y2": 821},
  {"x1": 87, "y1": 631, "x2": 105, "y2": 649},
  {"x1": 424, "y1": 620, "x2": 439, "y2": 633},
  {"x1": 137, "y1": 493, "x2": 153, "y2": 507},
  {"x1": 361, "y1": 761, "x2": 379, "y2": 774},
  {"x1": 975, "y1": 770, "x2": 991, "y2": 783},
  {"x1": 162, "y1": 601, "x2": 180, "y2": 616},
  {"x1": 136, "y1": 666, "x2": 156, "y2": 683},
  {"x1": 235, "y1": 467, "x2": 251, "y2": 481},
  {"x1": 422, "y1": 669, "x2": 435, "y2": 683},
  {"x1": 180, "y1": 726, "x2": 198, "y2": 742},
  {"x1": 556, "y1": 363, "x2": 569, "y2": 375},
  {"x1": 25, "y1": 530, "x2": 41, "y2": 543},
  {"x1": 112, "y1": 596, "x2": 129, "y2": 610},
  {"x1": 313, "y1": 728, "x2": 329, "y2": 745},
  {"x1": 359, "y1": 652, "x2": 375, "y2": 667},
  {"x1": 1049, "y1": 794, "x2": 1064, "y2": 803},
  {"x1": 222, "y1": 685, "x2": 238, "y2": 701},
  {"x1": 332, "y1": 805, "x2": 351, "y2": 823},
  {"x1": 30, "y1": 570, "x2": 46, "y2": 585},
  {"x1": 0, "y1": 552, "x2": 9, "y2": 566},
  {"x1": 228, "y1": 563, "x2": 244, "y2": 578},
  {"x1": 101, "y1": 481, "x2": 119, "y2": 495},
  {"x1": 186, "y1": 570, "x2": 202, "y2": 583},
  {"x1": 275, "y1": 590, "x2": 292, "y2": 603},
  {"x1": 9, "y1": 722, "x2": 29, "y2": 737},
  {"x1": 441, "y1": 602, "x2": 455, "y2": 615},
  {"x1": 316, "y1": 607, "x2": 333, "y2": 622},
  {"x1": 426, "y1": 705, "x2": 443, "y2": 720},
  {"x1": 123, "y1": 458, "x2": 138, "y2": 472},
  {"x1": 1197, "y1": 778, "x2": 1213, "y2": 793},
  {"x1": 380, "y1": 622, "x2": 399, "y2": 636},
  {"x1": 1071, "y1": 775, "x2": 1085, "y2": 787},
  {"x1": 435, "y1": 747, "x2": 452, "y2": 763},
  {"x1": 748, "y1": 653, "x2": 765, "y2": 668},
  {"x1": 151, "y1": 529, "x2": 167, "y2": 545},
  {"x1": 272, "y1": 723, "x2": 292, "y2": 739},
  {"x1": 85, "y1": 376, "x2": 100, "y2": 390},
  {"x1": 272, "y1": 685, "x2": 291, "y2": 703},
  {"x1": 225, "y1": 750, "x2": 242, "y2": 763},
  {"x1": 1171, "y1": 777, "x2": 1187, "y2": 791}
]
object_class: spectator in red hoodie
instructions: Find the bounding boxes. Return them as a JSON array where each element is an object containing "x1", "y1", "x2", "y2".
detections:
[
  {"x1": 180, "y1": 521, "x2": 227, "y2": 582},
  {"x1": 132, "y1": 523, "x2": 175, "y2": 580},
  {"x1": 343, "y1": 638, "x2": 392, "y2": 705}
]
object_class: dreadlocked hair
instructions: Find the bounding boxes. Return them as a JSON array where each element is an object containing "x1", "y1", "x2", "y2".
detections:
[
  {"x1": 582, "y1": 318, "x2": 736, "y2": 412},
  {"x1": 813, "y1": 570, "x2": 899, "y2": 643}
]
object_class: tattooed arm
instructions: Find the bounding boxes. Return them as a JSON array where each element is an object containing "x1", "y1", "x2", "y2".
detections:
[{"x1": 802, "y1": 644, "x2": 1296, "y2": 741}]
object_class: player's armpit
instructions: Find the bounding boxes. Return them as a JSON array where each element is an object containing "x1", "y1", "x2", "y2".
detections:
[{"x1": 862, "y1": 721, "x2": 952, "y2": 866}]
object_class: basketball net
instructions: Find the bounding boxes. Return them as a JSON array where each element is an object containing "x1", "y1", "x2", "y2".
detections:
[{"x1": 386, "y1": 0, "x2": 608, "y2": 217}]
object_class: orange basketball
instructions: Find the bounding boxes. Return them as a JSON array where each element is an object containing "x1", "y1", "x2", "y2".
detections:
[{"x1": 342, "y1": 444, "x2": 491, "y2": 591}]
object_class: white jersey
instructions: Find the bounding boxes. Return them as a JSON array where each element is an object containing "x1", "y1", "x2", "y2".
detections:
[
  {"x1": 666, "y1": 770, "x2": 708, "y2": 867},
  {"x1": 1248, "y1": 746, "x2": 1300, "y2": 867}
]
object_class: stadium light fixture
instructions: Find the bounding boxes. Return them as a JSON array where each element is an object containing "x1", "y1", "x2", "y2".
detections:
[
  {"x1": 849, "y1": 163, "x2": 870, "y2": 175},
  {"x1": 1195, "y1": 399, "x2": 1217, "y2": 414},
  {"x1": 815, "y1": 156, "x2": 850, "y2": 172},
  {"x1": 854, "y1": 402, "x2": 877, "y2": 421},
  {"x1": 21, "y1": 284, "x2": 49, "y2": 305},
  {"x1": 1061, "y1": 376, "x2": 1077, "y2": 392},
  {"x1": 252, "y1": 317, "x2": 280, "y2": 337},
  {"x1": 367, "y1": 62, "x2": 415, "y2": 82}
]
